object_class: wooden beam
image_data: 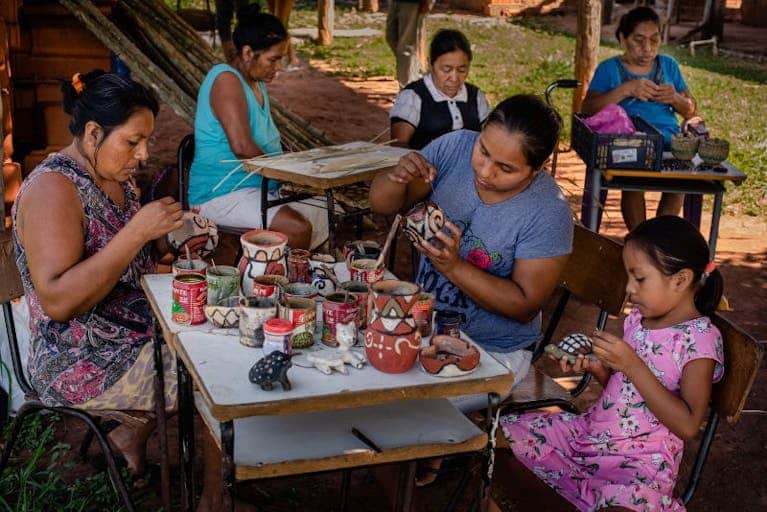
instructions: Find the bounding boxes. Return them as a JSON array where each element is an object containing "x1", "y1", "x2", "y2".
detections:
[
  {"x1": 318, "y1": 0, "x2": 334, "y2": 46},
  {"x1": 573, "y1": 0, "x2": 602, "y2": 114}
]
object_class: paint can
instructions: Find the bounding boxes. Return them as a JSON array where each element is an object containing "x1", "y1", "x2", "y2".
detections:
[
  {"x1": 172, "y1": 274, "x2": 207, "y2": 325},
  {"x1": 434, "y1": 310, "x2": 461, "y2": 338},
  {"x1": 322, "y1": 292, "x2": 359, "y2": 347}
]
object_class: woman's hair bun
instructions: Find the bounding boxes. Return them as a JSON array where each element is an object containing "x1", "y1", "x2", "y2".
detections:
[
  {"x1": 61, "y1": 69, "x2": 107, "y2": 115},
  {"x1": 236, "y1": 3, "x2": 262, "y2": 24}
]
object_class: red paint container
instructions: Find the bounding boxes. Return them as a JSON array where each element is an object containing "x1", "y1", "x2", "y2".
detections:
[
  {"x1": 287, "y1": 248, "x2": 311, "y2": 283},
  {"x1": 172, "y1": 274, "x2": 207, "y2": 325},
  {"x1": 322, "y1": 292, "x2": 359, "y2": 347}
]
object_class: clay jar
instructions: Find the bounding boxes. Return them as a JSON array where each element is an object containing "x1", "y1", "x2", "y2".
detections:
[
  {"x1": 402, "y1": 200, "x2": 445, "y2": 247},
  {"x1": 365, "y1": 280, "x2": 422, "y2": 374},
  {"x1": 206, "y1": 265, "x2": 240, "y2": 306},
  {"x1": 309, "y1": 253, "x2": 338, "y2": 297},
  {"x1": 238, "y1": 297, "x2": 277, "y2": 348},
  {"x1": 419, "y1": 335, "x2": 480, "y2": 377},
  {"x1": 287, "y1": 248, "x2": 312, "y2": 283},
  {"x1": 239, "y1": 230, "x2": 288, "y2": 296},
  {"x1": 348, "y1": 258, "x2": 384, "y2": 284}
]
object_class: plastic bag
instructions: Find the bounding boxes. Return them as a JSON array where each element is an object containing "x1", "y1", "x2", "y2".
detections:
[{"x1": 582, "y1": 104, "x2": 636, "y2": 134}]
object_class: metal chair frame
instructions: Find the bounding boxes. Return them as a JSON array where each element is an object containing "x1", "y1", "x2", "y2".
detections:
[{"x1": 0, "y1": 301, "x2": 136, "y2": 512}]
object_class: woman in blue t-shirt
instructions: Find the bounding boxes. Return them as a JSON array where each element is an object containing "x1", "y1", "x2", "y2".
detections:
[
  {"x1": 582, "y1": 6, "x2": 698, "y2": 231},
  {"x1": 190, "y1": 5, "x2": 327, "y2": 249}
]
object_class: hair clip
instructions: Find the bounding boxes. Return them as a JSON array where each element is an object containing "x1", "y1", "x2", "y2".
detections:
[
  {"x1": 704, "y1": 261, "x2": 716, "y2": 275},
  {"x1": 71, "y1": 73, "x2": 85, "y2": 94}
]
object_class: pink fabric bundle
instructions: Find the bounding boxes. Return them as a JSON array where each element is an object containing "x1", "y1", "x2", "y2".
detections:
[{"x1": 582, "y1": 104, "x2": 636, "y2": 134}]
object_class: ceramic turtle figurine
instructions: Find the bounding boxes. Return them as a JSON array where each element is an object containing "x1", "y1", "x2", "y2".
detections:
[
  {"x1": 248, "y1": 351, "x2": 292, "y2": 391},
  {"x1": 544, "y1": 333, "x2": 598, "y2": 364}
]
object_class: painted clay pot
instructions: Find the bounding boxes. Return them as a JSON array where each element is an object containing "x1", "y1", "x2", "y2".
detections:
[
  {"x1": 419, "y1": 335, "x2": 480, "y2": 377},
  {"x1": 365, "y1": 280, "x2": 422, "y2": 373},
  {"x1": 339, "y1": 281, "x2": 369, "y2": 329},
  {"x1": 287, "y1": 248, "x2": 312, "y2": 284},
  {"x1": 166, "y1": 211, "x2": 219, "y2": 259},
  {"x1": 238, "y1": 296, "x2": 277, "y2": 348},
  {"x1": 206, "y1": 265, "x2": 240, "y2": 306},
  {"x1": 204, "y1": 296, "x2": 241, "y2": 329},
  {"x1": 401, "y1": 200, "x2": 445, "y2": 246},
  {"x1": 309, "y1": 253, "x2": 338, "y2": 297},
  {"x1": 239, "y1": 230, "x2": 288, "y2": 296}
]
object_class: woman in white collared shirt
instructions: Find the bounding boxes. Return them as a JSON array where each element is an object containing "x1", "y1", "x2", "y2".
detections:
[{"x1": 390, "y1": 29, "x2": 490, "y2": 150}]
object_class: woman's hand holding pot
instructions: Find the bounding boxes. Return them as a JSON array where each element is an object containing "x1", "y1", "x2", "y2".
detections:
[{"x1": 128, "y1": 196, "x2": 184, "y2": 243}]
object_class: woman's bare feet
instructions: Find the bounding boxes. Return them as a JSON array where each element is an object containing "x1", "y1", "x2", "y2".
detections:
[{"x1": 106, "y1": 416, "x2": 155, "y2": 475}]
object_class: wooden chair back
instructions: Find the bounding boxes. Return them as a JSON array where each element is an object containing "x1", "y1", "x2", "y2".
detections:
[
  {"x1": 710, "y1": 313, "x2": 763, "y2": 424},
  {"x1": 559, "y1": 224, "x2": 627, "y2": 316}
]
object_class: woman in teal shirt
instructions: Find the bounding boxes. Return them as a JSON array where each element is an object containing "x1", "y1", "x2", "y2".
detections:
[
  {"x1": 583, "y1": 7, "x2": 697, "y2": 231},
  {"x1": 190, "y1": 4, "x2": 327, "y2": 249}
]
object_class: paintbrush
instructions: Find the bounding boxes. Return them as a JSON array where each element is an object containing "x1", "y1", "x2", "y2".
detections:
[{"x1": 375, "y1": 214, "x2": 401, "y2": 269}]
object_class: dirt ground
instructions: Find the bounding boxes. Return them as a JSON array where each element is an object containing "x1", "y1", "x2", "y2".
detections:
[{"x1": 29, "y1": 12, "x2": 767, "y2": 512}]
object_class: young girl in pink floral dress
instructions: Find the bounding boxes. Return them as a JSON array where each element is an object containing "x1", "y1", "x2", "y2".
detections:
[{"x1": 495, "y1": 215, "x2": 725, "y2": 512}]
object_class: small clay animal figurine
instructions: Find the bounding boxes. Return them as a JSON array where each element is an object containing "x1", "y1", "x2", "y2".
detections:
[
  {"x1": 248, "y1": 351, "x2": 292, "y2": 391},
  {"x1": 544, "y1": 333, "x2": 597, "y2": 364},
  {"x1": 304, "y1": 322, "x2": 366, "y2": 374}
]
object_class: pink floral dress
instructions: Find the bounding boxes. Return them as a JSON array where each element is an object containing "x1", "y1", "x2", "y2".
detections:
[{"x1": 500, "y1": 308, "x2": 724, "y2": 511}]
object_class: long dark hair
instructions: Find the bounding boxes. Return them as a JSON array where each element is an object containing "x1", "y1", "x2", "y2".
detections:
[
  {"x1": 625, "y1": 216, "x2": 724, "y2": 315},
  {"x1": 61, "y1": 69, "x2": 159, "y2": 140},
  {"x1": 232, "y1": 4, "x2": 288, "y2": 53},
  {"x1": 483, "y1": 94, "x2": 561, "y2": 171}
]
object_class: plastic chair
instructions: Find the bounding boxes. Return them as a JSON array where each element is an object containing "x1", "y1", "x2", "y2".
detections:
[
  {"x1": 502, "y1": 224, "x2": 628, "y2": 414},
  {"x1": 0, "y1": 233, "x2": 136, "y2": 512},
  {"x1": 490, "y1": 312, "x2": 763, "y2": 509}
]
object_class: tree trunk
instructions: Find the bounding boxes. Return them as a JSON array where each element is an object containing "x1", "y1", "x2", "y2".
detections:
[
  {"x1": 601, "y1": 0, "x2": 613, "y2": 26},
  {"x1": 573, "y1": 0, "x2": 602, "y2": 114},
  {"x1": 318, "y1": 0, "x2": 334, "y2": 46},
  {"x1": 358, "y1": 0, "x2": 379, "y2": 13}
]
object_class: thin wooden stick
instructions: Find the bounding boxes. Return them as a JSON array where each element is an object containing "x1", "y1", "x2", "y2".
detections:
[
  {"x1": 231, "y1": 169, "x2": 258, "y2": 191},
  {"x1": 368, "y1": 126, "x2": 390, "y2": 143},
  {"x1": 211, "y1": 162, "x2": 244, "y2": 193},
  {"x1": 376, "y1": 214, "x2": 401, "y2": 269}
]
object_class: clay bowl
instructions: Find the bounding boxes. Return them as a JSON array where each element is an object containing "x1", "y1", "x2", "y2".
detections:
[
  {"x1": 698, "y1": 138, "x2": 730, "y2": 165},
  {"x1": 419, "y1": 335, "x2": 480, "y2": 377},
  {"x1": 204, "y1": 296, "x2": 241, "y2": 328},
  {"x1": 402, "y1": 200, "x2": 446, "y2": 246},
  {"x1": 670, "y1": 134, "x2": 699, "y2": 161}
]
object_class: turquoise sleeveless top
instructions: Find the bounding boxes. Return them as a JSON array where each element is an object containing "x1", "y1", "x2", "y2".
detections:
[{"x1": 189, "y1": 63, "x2": 282, "y2": 205}]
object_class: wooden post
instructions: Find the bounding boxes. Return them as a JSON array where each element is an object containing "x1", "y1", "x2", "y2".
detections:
[
  {"x1": 358, "y1": 0, "x2": 379, "y2": 13},
  {"x1": 601, "y1": 0, "x2": 613, "y2": 26},
  {"x1": 318, "y1": 0, "x2": 334, "y2": 46},
  {"x1": 573, "y1": 0, "x2": 602, "y2": 114}
]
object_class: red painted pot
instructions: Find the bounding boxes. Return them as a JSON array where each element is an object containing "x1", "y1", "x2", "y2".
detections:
[{"x1": 365, "y1": 280, "x2": 422, "y2": 373}]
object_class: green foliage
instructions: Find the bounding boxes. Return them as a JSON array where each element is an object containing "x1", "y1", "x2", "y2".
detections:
[
  {"x1": 0, "y1": 414, "x2": 133, "y2": 512},
  {"x1": 288, "y1": 7, "x2": 767, "y2": 216}
]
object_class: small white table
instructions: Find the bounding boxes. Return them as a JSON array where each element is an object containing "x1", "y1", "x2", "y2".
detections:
[{"x1": 141, "y1": 268, "x2": 514, "y2": 512}]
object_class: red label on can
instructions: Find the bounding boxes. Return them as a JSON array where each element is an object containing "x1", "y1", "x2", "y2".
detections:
[
  {"x1": 172, "y1": 274, "x2": 207, "y2": 325},
  {"x1": 322, "y1": 299, "x2": 359, "y2": 345}
]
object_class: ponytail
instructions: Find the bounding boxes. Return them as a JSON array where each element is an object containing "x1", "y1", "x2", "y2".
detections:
[{"x1": 695, "y1": 268, "x2": 724, "y2": 316}]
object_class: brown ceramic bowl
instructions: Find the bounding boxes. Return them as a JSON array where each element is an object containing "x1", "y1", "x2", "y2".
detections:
[
  {"x1": 419, "y1": 335, "x2": 480, "y2": 377},
  {"x1": 670, "y1": 134, "x2": 699, "y2": 161}
]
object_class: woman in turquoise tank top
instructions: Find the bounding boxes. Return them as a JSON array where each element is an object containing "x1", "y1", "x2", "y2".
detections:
[{"x1": 190, "y1": 4, "x2": 327, "y2": 249}]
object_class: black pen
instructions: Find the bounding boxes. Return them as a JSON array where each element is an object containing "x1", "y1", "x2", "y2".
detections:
[{"x1": 351, "y1": 427, "x2": 382, "y2": 453}]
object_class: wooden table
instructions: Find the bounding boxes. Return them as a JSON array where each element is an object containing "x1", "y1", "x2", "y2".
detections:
[
  {"x1": 142, "y1": 267, "x2": 513, "y2": 511},
  {"x1": 242, "y1": 142, "x2": 411, "y2": 251},
  {"x1": 585, "y1": 159, "x2": 746, "y2": 258}
]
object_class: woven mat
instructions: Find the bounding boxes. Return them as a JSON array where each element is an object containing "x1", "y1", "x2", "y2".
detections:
[{"x1": 280, "y1": 183, "x2": 371, "y2": 211}]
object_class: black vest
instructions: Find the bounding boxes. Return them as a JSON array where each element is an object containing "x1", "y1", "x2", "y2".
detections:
[{"x1": 403, "y1": 79, "x2": 481, "y2": 150}]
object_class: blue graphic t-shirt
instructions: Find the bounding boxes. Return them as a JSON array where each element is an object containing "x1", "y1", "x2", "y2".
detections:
[{"x1": 416, "y1": 130, "x2": 573, "y2": 352}]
